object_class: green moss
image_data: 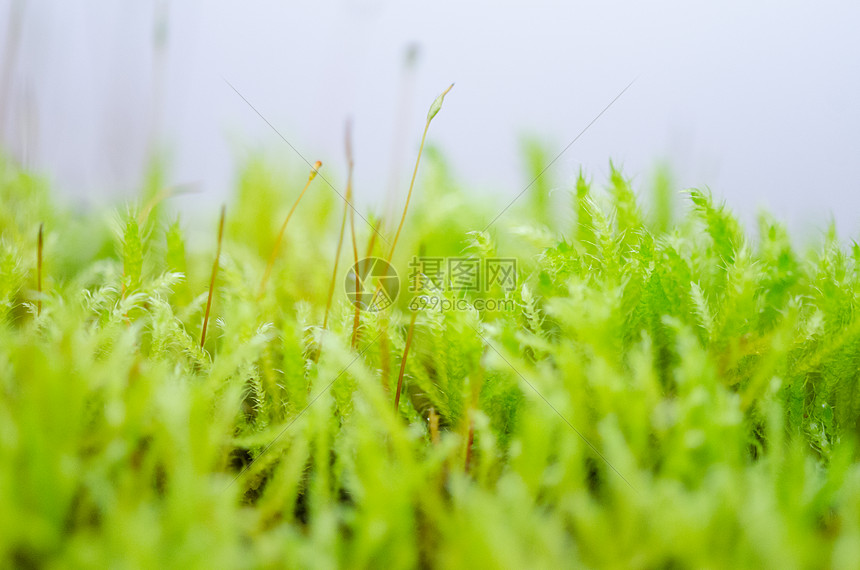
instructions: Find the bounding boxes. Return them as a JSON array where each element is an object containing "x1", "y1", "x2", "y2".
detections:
[{"x1": 2, "y1": 151, "x2": 860, "y2": 568}]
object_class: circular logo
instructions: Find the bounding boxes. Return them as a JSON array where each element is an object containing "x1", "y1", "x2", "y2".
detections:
[{"x1": 344, "y1": 257, "x2": 400, "y2": 312}]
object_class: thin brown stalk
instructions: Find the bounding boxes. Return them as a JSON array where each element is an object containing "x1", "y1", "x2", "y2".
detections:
[
  {"x1": 345, "y1": 128, "x2": 360, "y2": 348},
  {"x1": 351, "y1": 220, "x2": 379, "y2": 348},
  {"x1": 37, "y1": 223, "x2": 43, "y2": 316},
  {"x1": 349, "y1": 206, "x2": 360, "y2": 348},
  {"x1": 395, "y1": 249, "x2": 423, "y2": 410},
  {"x1": 318, "y1": 126, "x2": 354, "y2": 362},
  {"x1": 364, "y1": 219, "x2": 380, "y2": 259},
  {"x1": 323, "y1": 136, "x2": 353, "y2": 332},
  {"x1": 377, "y1": 251, "x2": 390, "y2": 392},
  {"x1": 201, "y1": 206, "x2": 225, "y2": 349},
  {"x1": 258, "y1": 161, "x2": 322, "y2": 297},
  {"x1": 464, "y1": 413, "x2": 475, "y2": 473},
  {"x1": 394, "y1": 309, "x2": 417, "y2": 410},
  {"x1": 386, "y1": 83, "x2": 453, "y2": 264},
  {"x1": 387, "y1": 128, "x2": 426, "y2": 261},
  {"x1": 349, "y1": 236, "x2": 361, "y2": 348},
  {"x1": 465, "y1": 355, "x2": 484, "y2": 473},
  {"x1": 382, "y1": 84, "x2": 452, "y2": 392},
  {"x1": 380, "y1": 330, "x2": 391, "y2": 393},
  {"x1": 429, "y1": 407, "x2": 440, "y2": 445},
  {"x1": 321, "y1": 203, "x2": 348, "y2": 329}
]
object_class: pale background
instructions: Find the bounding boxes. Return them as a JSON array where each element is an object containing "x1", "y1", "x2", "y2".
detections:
[{"x1": 1, "y1": 1, "x2": 859, "y2": 237}]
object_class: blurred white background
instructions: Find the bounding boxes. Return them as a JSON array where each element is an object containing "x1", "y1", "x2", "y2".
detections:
[{"x1": 1, "y1": 0, "x2": 858, "y2": 236}]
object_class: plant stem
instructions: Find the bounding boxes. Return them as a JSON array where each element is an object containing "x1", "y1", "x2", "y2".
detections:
[
  {"x1": 429, "y1": 407, "x2": 440, "y2": 445},
  {"x1": 464, "y1": 413, "x2": 475, "y2": 473},
  {"x1": 347, "y1": 130, "x2": 361, "y2": 349},
  {"x1": 395, "y1": 247, "x2": 423, "y2": 410},
  {"x1": 387, "y1": 123, "x2": 428, "y2": 263},
  {"x1": 394, "y1": 309, "x2": 417, "y2": 410},
  {"x1": 37, "y1": 222, "x2": 43, "y2": 316},
  {"x1": 258, "y1": 161, "x2": 321, "y2": 298},
  {"x1": 319, "y1": 128, "x2": 353, "y2": 361},
  {"x1": 323, "y1": 158, "x2": 351, "y2": 331},
  {"x1": 384, "y1": 84, "x2": 452, "y2": 392},
  {"x1": 353, "y1": 222, "x2": 380, "y2": 349},
  {"x1": 386, "y1": 83, "x2": 453, "y2": 265},
  {"x1": 201, "y1": 205, "x2": 225, "y2": 349},
  {"x1": 349, "y1": 220, "x2": 360, "y2": 348}
]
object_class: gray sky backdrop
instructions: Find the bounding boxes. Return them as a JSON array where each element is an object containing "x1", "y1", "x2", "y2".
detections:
[{"x1": 1, "y1": 1, "x2": 859, "y2": 237}]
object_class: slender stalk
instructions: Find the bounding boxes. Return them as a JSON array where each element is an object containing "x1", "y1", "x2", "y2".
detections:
[
  {"x1": 317, "y1": 128, "x2": 355, "y2": 363},
  {"x1": 258, "y1": 161, "x2": 322, "y2": 297},
  {"x1": 376, "y1": 219, "x2": 390, "y2": 391},
  {"x1": 323, "y1": 128, "x2": 354, "y2": 332},
  {"x1": 380, "y1": 329, "x2": 391, "y2": 393},
  {"x1": 201, "y1": 206, "x2": 225, "y2": 349},
  {"x1": 386, "y1": 83, "x2": 453, "y2": 264},
  {"x1": 349, "y1": 217, "x2": 360, "y2": 348},
  {"x1": 319, "y1": 205, "x2": 348, "y2": 347},
  {"x1": 364, "y1": 219, "x2": 380, "y2": 259},
  {"x1": 37, "y1": 223, "x2": 43, "y2": 316},
  {"x1": 395, "y1": 247, "x2": 423, "y2": 410},
  {"x1": 378, "y1": 237, "x2": 391, "y2": 391},
  {"x1": 465, "y1": 355, "x2": 484, "y2": 473},
  {"x1": 464, "y1": 413, "x2": 475, "y2": 473},
  {"x1": 429, "y1": 407, "x2": 440, "y2": 445},
  {"x1": 387, "y1": 124, "x2": 428, "y2": 261},
  {"x1": 394, "y1": 309, "x2": 417, "y2": 410},
  {"x1": 383, "y1": 84, "x2": 452, "y2": 393},
  {"x1": 352, "y1": 221, "x2": 379, "y2": 348}
]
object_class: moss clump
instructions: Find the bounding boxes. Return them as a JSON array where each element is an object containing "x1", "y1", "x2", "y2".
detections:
[{"x1": 2, "y1": 151, "x2": 860, "y2": 568}]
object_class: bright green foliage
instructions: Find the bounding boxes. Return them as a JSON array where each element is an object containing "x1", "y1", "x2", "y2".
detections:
[
  {"x1": 521, "y1": 137, "x2": 553, "y2": 223},
  {"x1": 120, "y1": 210, "x2": 144, "y2": 294},
  {"x1": 3, "y1": 152, "x2": 860, "y2": 568}
]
